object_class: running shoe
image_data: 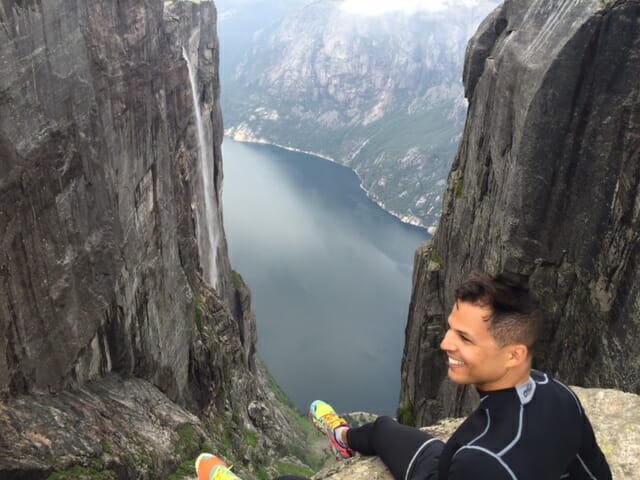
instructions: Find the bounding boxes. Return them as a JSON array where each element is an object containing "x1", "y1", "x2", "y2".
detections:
[
  {"x1": 309, "y1": 400, "x2": 354, "y2": 459},
  {"x1": 195, "y1": 453, "x2": 242, "y2": 480}
]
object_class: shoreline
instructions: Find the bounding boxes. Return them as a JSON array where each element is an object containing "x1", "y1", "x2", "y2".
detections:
[{"x1": 223, "y1": 132, "x2": 429, "y2": 231}]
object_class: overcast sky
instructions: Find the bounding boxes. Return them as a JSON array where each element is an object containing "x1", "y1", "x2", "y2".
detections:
[{"x1": 340, "y1": 0, "x2": 486, "y2": 15}]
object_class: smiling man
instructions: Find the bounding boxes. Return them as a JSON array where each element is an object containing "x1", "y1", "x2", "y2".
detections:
[{"x1": 196, "y1": 272, "x2": 612, "y2": 480}]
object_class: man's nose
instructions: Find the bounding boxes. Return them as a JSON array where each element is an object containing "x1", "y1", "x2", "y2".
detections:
[{"x1": 440, "y1": 329, "x2": 454, "y2": 351}]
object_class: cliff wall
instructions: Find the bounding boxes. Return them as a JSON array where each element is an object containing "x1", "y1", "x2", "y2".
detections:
[
  {"x1": 0, "y1": 0, "x2": 226, "y2": 404},
  {"x1": 0, "y1": 1, "x2": 305, "y2": 478},
  {"x1": 400, "y1": 0, "x2": 640, "y2": 425}
]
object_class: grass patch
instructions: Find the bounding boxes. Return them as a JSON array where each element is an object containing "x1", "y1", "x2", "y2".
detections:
[
  {"x1": 455, "y1": 178, "x2": 464, "y2": 198},
  {"x1": 167, "y1": 458, "x2": 196, "y2": 480},
  {"x1": 430, "y1": 249, "x2": 443, "y2": 269},
  {"x1": 275, "y1": 462, "x2": 314, "y2": 478},
  {"x1": 221, "y1": 429, "x2": 233, "y2": 457},
  {"x1": 231, "y1": 270, "x2": 244, "y2": 289},
  {"x1": 100, "y1": 439, "x2": 112, "y2": 455},
  {"x1": 124, "y1": 449, "x2": 154, "y2": 475},
  {"x1": 167, "y1": 424, "x2": 203, "y2": 480},
  {"x1": 175, "y1": 424, "x2": 200, "y2": 457},
  {"x1": 47, "y1": 465, "x2": 116, "y2": 480},
  {"x1": 256, "y1": 468, "x2": 270, "y2": 480},
  {"x1": 398, "y1": 403, "x2": 415, "y2": 426},
  {"x1": 194, "y1": 294, "x2": 206, "y2": 332},
  {"x1": 245, "y1": 429, "x2": 258, "y2": 448}
]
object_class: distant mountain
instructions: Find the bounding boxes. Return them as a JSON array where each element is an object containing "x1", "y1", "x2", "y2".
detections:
[{"x1": 218, "y1": 0, "x2": 500, "y2": 228}]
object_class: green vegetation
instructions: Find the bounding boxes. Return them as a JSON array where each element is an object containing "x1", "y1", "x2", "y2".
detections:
[
  {"x1": 275, "y1": 461, "x2": 315, "y2": 478},
  {"x1": 100, "y1": 439, "x2": 112, "y2": 455},
  {"x1": 225, "y1": 85, "x2": 459, "y2": 225},
  {"x1": 222, "y1": 430, "x2": 233, "y2": 456},
  {"x1": 256, "y1": 468, "x2": 271, "y2": 480},
  {"x1": 166, "y1": 423, "x2": 203, "y2": 480},
  {"x1": 194, "y1": 293, "x2": 206, "y2": 332},
  {"x1": 398, "y1": 403, "x2": 415, "y2": 426},
  {"x1": 231, "y1": 269, "x2": 244, "y2": 289},
  {"x1": 263, "y1": 363, "x2": 295, "y2": 409},
  {"x1": 245, "y1": 429, "x2": 258, "y2": 448},
  {"x1": 124, "y1": 448, "x2": 153, "y2": 474},
  {"x1": 343, "y1": 412, "x2": 378, "y2": 428},
  {"x1": 202, "y1": 417, "x2": 237, "y2": 468},
  {"x1": 455, "y1": 178, "x2": 464, "y2": 198},
  {"x1": 174, "y1": 424, "x2": 200, "y2": 458},
  {"x1": 167, "y1": 459, "x2": 196, "y2": 480},
  {"x1": 258, "y1": 359, "x2": 327, "y2": 472},
  {"x1": 430, "y1": 249, "x2": 443, "y2": 269},
  {"x1": 47, "y1": 466, "x2": 116, "y2": 480}
]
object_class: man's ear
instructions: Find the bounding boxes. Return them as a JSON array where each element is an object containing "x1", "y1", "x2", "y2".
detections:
[{"x1": 505, "y1": 344, "x2": 529, "y2": 367}]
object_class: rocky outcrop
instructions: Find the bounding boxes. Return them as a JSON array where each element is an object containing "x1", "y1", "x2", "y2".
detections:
[
  {"x1": 314, "y1": 388, "x2": 640, "y2": 480},
  {"x1": 0, "y1": 1, "x2": 308, "y2": 478},
  {"x1": 400, "y1": 0, "x2": 640, "y2": 426}
]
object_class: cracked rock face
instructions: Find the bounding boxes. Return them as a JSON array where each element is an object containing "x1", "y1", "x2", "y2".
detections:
[
  {"x1": 0, "y1": 0, "x2": 234, "y2": 405},
  {"x1": 0, "y1": 1, "x2": 301, "y2": 478},
  {"x1": 400, "y1": 0, "x2": 640, "y2": 426}
]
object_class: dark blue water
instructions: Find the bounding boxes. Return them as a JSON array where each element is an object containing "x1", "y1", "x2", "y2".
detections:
[{"x1": 222, "y1": 139, "x2": 429, "y2": 415}]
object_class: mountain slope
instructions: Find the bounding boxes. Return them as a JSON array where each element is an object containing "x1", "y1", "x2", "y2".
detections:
[{"x1": 221, "y1": 0, "x2": 500, "y2": 227}]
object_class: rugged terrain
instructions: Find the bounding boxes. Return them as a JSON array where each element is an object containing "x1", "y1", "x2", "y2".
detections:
[
  {"x1": 400, "y1": 0, "x2": 640, "y2": 426},
  {"x1": 0, "y1": 1, "x2": 320, "y2": 478},
  {"x1": 2, "y1": 0, "x2": 639, "y2": 478},
  {"x1": 221, "y1": 0, "x2": 500, "y2": 228}
]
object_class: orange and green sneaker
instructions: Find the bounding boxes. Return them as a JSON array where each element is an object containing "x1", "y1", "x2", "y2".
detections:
[
  {"x1": 309, "y1": 400, "x2": 354, "y2": 459},
  {"x1": 195, "y1": 453, "x2": 242, "y2": 480}
]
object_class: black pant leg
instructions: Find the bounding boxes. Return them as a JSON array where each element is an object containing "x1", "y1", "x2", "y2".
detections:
[{"x1": 347, "y1": 416, "x2": 437, "y2": 480}]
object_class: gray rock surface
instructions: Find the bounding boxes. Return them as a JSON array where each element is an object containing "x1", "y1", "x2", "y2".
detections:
[
  {"x1": 315, "y1": 388, "x2": 640, "y2": 480},
  {"x1": 0, "y1": 1, "x2": 310, "y2": 478},
  {"x1": 400, "y1": 0, "x2": 640, "y2": 426},
  {"x1": 0, "y1": 0, "x2": 219, "y2": 405},
  {"x1": 0, "y1": 375, "x2": 206, "y2": 479}
]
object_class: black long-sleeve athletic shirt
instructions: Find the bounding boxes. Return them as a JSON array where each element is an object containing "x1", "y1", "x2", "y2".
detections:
[{"x1": 411, "y1": 370, "x2": 612, "y2": 480}]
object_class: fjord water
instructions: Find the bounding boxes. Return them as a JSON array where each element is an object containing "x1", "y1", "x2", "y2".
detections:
[{"x1": 222, "y1": 139, "x2": 429, "y2": 415}]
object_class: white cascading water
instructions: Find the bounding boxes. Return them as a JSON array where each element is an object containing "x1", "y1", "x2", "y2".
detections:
[{"x1": 182, "y1": 46, "x2": 219, "y2": 289}]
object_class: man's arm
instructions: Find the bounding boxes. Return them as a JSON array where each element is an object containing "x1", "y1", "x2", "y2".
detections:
[
  {"x1": 446, "y1": 447, "x2": 516, "y2": 480},
  {"x1": 572, "y1": 411, "x2": 612, "y2": 480}
]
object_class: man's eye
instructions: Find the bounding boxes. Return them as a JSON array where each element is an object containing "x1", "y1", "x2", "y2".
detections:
[{"x1": 460, "y1": 335, "x2": 472, "y2": 344}]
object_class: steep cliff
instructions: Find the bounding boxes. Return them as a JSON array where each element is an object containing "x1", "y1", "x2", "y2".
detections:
[
  {"x1": 400, "y1": 0, "x2": 640, "y2": 426},
  {"x1": 0, "y1": 1, "x2": 312, "y2": 478}
]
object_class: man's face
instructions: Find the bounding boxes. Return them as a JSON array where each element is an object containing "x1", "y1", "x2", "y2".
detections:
[{"x1": 440, "y1": 300, "x2": 514, "y2": 391}]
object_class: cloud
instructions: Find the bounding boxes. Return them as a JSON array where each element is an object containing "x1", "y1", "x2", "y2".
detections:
[{"x1": 339, "y1": 0, "x2": 480, "y2": 15}]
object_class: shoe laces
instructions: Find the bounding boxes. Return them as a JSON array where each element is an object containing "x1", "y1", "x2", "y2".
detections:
[
  {"x1": 321, "y1": 412, "x2": 345, "y2": 431},
  {"x1": 212, "y1": 465, "x2": 238, "y2": 480}
]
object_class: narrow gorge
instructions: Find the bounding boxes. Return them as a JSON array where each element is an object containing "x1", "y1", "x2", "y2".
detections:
[{"x1": 1, "y1": 0, "x2": 639, "y2": 479}]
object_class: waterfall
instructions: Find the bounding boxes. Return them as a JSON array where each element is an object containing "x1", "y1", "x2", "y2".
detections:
[{"x1": 182, "y1": 47, "x2": 219, "y2": 289}]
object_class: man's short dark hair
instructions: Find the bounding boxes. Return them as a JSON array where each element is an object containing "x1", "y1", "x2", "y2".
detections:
[{"x1": 455, "y1": 272, "x2": 542, "y2": 351}]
